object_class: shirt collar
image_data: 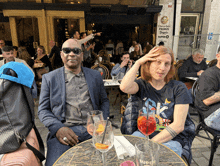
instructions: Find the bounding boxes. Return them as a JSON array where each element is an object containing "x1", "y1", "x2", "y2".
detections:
[{"x1": 65, "y1": 68, "x2": 84, "y2": 82}]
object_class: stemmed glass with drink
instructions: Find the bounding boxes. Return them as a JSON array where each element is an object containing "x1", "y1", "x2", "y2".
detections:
[
  {"x1": 87, "y1": 110, "x2": 104, "y2": 161},
  {"x1": 137, "y1": 101, "x2": 157, "y2": 142},
  {"x1": 92, "y1": 120, "x2": 114, "y2": 166},
  {"x1": 87, "y1": 110, "x2": 104, "y2": 136}
]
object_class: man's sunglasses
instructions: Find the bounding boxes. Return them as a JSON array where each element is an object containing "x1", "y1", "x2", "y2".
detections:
[{"x1": 62, "y1": 48, "x2": 82, "y2": 55}]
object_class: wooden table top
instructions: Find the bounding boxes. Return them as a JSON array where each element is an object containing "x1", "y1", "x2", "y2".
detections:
[{"x1": 53, "y1": 135, "x2": 187, "y2": 166}]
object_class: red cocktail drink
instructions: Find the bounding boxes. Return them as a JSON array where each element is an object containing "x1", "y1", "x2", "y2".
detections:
[{"x1": 138, "y1": 116, "x2": 156, "y2": 136}]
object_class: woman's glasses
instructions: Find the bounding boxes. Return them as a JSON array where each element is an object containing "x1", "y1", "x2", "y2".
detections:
[{"x1": 62, "y1": 47, "x2": 82, "y2": 55}]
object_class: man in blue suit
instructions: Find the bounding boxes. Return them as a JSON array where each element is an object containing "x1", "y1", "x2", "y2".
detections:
[{"x1": 38, "y1": 38, "x2": 109, "y2": 166}]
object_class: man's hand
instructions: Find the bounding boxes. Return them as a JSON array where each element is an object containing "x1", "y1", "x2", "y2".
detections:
[
  {"x1": 197, "y1": 70, "x2": 204, "y2": 76},
  {"x1": 56, "y1": 127, "x2": 79, "y2": 146},
  {"x1": 96, "y1": 32, "x2": 102, "y2": 36},
  {"x1": 120, "y1": 59, "x2": 129, "y2": 68}
]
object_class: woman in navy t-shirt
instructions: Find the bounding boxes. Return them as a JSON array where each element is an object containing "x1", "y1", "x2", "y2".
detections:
[{"x1": 120, "y1": 46, "x2": 195, "y2": 164}]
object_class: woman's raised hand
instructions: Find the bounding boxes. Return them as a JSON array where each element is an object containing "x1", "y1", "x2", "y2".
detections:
[{"x1": 136, "y1": 47, "x2": 159, "y2": 66}]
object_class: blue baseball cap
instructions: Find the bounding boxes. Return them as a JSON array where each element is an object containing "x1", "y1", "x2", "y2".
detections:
[{"x1": 0, "y1": 62, "x2": 34, "y2": 88}]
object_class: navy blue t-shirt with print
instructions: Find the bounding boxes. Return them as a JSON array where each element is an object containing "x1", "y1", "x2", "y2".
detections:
[
  {"x1": 135, "y1": 79, "x2": 195, "y2": 161},
  {"x1": 135, "y1": 79, "x2": 192, "y2": 123}
]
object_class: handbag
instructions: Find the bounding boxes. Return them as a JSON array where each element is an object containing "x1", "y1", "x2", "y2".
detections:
[{"x1": 0, "y1": 68, "x2": 45, "y2": 162}]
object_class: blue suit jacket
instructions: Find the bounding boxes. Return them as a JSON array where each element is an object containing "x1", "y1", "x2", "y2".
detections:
[{"x1": 38, "y1": 67, "x2": 110, "y2": 137}]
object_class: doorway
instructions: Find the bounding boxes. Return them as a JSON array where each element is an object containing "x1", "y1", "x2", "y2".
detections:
[{"x1": 16, "y1": 17, "x2": 39, "y2": 57}]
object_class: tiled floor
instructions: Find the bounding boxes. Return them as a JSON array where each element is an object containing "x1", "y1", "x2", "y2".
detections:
[{"x1": 35, "y1": 88, "x2": 220, "y2": 166}]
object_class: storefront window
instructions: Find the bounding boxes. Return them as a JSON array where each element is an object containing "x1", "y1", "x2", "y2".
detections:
[{"x1": 181, "y1": 0, "x2": 204, "y2": 12}]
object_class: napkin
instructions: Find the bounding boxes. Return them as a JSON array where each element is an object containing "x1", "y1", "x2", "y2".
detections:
[{"x1": 114, "y1": 136, "x2": 135, "y2": 159}]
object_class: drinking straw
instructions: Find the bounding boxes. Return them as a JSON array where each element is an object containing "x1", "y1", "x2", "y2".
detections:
[
  {"x1": 146, "y1": 101, "x2": 149, "y2": 136},
  {"x1": 146, "y1": 101, "x2": 149, "y2": 119},
  {"x1": 89, "y1": 111, "x2": 94, "y2": 124},
  {"x1": 101, "y1": 117, "x2": 109, "y2": 144}
]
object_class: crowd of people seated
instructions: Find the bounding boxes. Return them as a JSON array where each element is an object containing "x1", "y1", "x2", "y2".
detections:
[{"x1": 1, "y1": 33, "x2": 220, "y2": 166}]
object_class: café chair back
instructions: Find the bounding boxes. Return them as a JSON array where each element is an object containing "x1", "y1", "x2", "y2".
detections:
[
  {"x1": 174, "y1": 59, "x2": 185, "y2": 81},
  {"x1": 208, "y1": 59, "x2": 217, "y2": 68},
  {"x1": 91, "y1": 64, "x2": 109, "y2": 79},
  {"x1": 192, "y1": 79, "x2": 220, "y2": 166}
]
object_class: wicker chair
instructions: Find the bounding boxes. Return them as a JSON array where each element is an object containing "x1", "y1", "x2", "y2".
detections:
[
  {"x1": 91, "y1": 64, "x2": 109, "y2": 79},
  {"x1": 208, "y1": 59, "x2": 217, "y2": 67},
  {"x1": 174, "y1": 59, "x2": 186, "y2": 81}
]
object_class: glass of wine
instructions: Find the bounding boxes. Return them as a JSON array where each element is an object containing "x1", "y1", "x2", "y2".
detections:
[
  {"x1": 92, "y1": 120, "x2": 114, "y2": 166},
  {"x1": 87, "y1": 110, "x2": 104, "y2": 136},
  {"x1": 137, "y1": 107, "x2": 156, "y2": 142}
]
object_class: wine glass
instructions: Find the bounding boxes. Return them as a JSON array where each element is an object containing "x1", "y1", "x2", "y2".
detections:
[
  {"x1": 137, "y1": 108, "x2": 156, "y2": 143},
  {"x1": 87, "y1": 110, "x2": 104, "y2": 136},
  {"x1": 92, "y1": 120, "x2": 114, "y2": 166},
  {"x1": 87, "y1": 110, "x2": 104, "y2": 161}
]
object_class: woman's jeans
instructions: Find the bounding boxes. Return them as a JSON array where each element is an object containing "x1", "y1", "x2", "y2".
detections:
[
  {"x1": 45, "y1": 125, "x2": 92, "y2": 166},
  {"x1": 132, "y1": 131, "x2": 183, "y2": 157}
]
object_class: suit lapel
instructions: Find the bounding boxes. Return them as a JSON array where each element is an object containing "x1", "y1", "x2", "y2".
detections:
[
  {"x1": 83, "y1": 67, "x2": 96, "y2": 107},
  {"x1": 57, "y1": 67, "x2": 66, "y2": 110}
]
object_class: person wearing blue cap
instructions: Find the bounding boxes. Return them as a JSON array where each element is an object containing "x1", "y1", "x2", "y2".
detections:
[{"x1": 38, "y1": 38, "x2": 110, "y2": 166}]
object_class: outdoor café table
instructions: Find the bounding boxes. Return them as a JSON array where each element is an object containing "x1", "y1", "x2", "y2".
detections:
[
  {"x1": 103, "y1": 79, "x2": 121, "y2": 87},
  {"x1": 53, "y1": 135, "x2": 187, "y2": 166}
]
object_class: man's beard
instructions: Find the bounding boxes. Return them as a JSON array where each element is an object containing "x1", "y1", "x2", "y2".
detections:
[{"x1": 195, "y1": 61, "x2": 202, "y2": 64}]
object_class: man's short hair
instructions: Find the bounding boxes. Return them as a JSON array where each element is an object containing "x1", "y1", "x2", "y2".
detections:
[
  {"x1": 2, "y1": 46, "x2": 13, "y2": 52},
  {"x1": 193, "y1": 49, "x2": 204, "y2": 56},
  {"x1": 121, "y1": 52, "x2": 129, "y2": 58},
  {"x1": 218, "y1": 46, "x2": 220, "y2": 53}
]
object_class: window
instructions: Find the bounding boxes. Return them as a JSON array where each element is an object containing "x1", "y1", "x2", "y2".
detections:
[{"x1": 181, "y1": 0, "x2": 205, "y2": 12}]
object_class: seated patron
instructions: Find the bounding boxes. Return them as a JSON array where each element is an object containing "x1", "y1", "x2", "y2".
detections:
[
  {"x1": 18, "y1": 46, "x2": 34, "y2": 68},
  {"x1": 129, "y1": 44, "x2": 142, "y2": 61},
  {"x1": 34, "y1": 45, "x2": 52, "y2": 79},
  {"x1": 0, "y1": 46, "x2": 34, "y2": 74},
  {"x1": 195, "y1": 47, "x2": 220, "y2": 130},
  {"x1": 143, "y1": 41, "x2": 153, "y2": 54},
  {"x1": 120, "y1": 46, "x2": 195, "y2": 164},
  {"x1": 128, "y1": 41, "x2": 143, "y2": 55},
  {"x1": 111, "y1": 53, "x2": 132, "y2": 79},
  {"x1": 178, "y1": 49, "x2": 208, "y2": 82},
  {"x1": 38, "y1": 38, "x2": 109, "y2": 166},
  {"x1": 13, "y1": 46, "x2": 19, "y2": 58}
]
